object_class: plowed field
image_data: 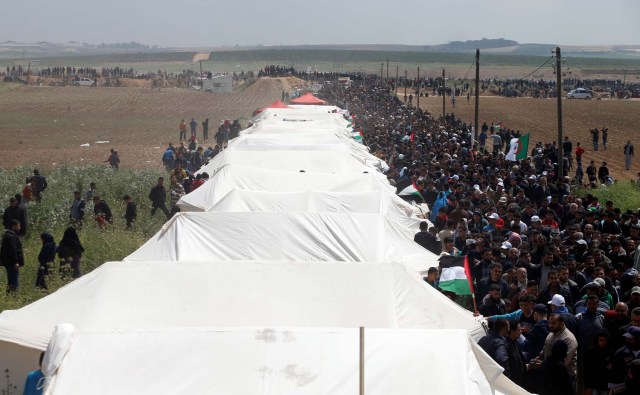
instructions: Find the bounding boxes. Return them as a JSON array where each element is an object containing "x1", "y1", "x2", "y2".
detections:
[{"x1": 0, "y1": 78, "x2": 290, "y2": 169}]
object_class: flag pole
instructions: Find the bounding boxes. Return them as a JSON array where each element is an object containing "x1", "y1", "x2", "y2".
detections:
[{"x1": 471, "y1": 293, "x2": 479, "y2": 315}]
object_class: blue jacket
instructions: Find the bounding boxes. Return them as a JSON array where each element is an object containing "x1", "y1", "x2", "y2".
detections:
[{"x1": 478, "y1": 332, "x2": 509, "y2": 377}]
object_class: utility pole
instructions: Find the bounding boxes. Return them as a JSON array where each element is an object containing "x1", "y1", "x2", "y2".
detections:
[
  {"x1": 474, "y1": 49, "x2": 480, "y2": 147},
  {"x1": 417, "y1": 67, "x2": 420, "y2": 109},
  {"x1": 386, "y1": 58, "x2": 389, "y2": 80},
  {"x1": 404, "y1": 70, "x2": 407, "y2": 103},
  {"x1": 442, "y1": 69, "x2": 446, "y2": 117},
  {"x1": 380, "y1": 63, "x2": 383, "y2": 80},
  {"x1": 555, "y1": 47, "x2": 564, "y2": 182},
  {"x1": 395, "y1": 66, "x2": 399, "y2": 96}
]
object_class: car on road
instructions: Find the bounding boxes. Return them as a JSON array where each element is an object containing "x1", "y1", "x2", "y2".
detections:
[
  {"x1": 73, "y1": 77, "x2": 96, "y2": 87},
  {"x1": 567, "y1": 88, "x2": 592, "y2": 99}
]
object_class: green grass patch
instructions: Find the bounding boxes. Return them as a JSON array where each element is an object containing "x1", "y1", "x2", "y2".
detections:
[
  {"x1": 575, "y1": 180, "x2": 640, "y2": 211},
  {"x1": 0, "y1": 165, "x2": 166, "y2": 311}
]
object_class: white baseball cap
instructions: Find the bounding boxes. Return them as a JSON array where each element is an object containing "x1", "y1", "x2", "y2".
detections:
[{"x1": 548, "y1": 294, "x2": 565, "y2": 307}]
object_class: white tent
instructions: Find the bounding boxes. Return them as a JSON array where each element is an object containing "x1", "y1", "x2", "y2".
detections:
[
  {"x1": 207, "y1": 189, "x2": 422, "y2": 230},
  {"x1": 43, "y1": 327, "x2": 500, "y2": 395},
  {"x1": 223, "y1": 134, "x2": 389, "y2": 172},
  {"x1": 197, "y1": 150, "x2": 382, "y2": 178},
  {"x1": 177, "y1": 165, "x2": 393, "y2": 212},
  {"x1": 0, "y1": 260, "x2": 490, "y2": 387},
  {"x1": 124, "y1": 212, "x2": 436, "y2": 271}
]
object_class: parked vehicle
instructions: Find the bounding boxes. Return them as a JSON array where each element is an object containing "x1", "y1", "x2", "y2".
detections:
[
  {"x1": 73, "y1": 77, "x2": 96, "y2": 87},
  {"x1": 567, "y1": 88, "x2": 592, "y2": 99}
]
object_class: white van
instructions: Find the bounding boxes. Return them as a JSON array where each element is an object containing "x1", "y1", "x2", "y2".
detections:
[{"x1": 73, "y1": 77, "x2": 95, "y2": 87}]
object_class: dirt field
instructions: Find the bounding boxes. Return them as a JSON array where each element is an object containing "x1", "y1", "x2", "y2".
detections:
[
  {"x1": 1, "y1": 79, "x2": 638, "y2": 182},
  {"x1": 0, "y1": 78, "x2": 299, "y2": 169},
  {"x1": 417, "y1": 95, "x2": 640, "y2": 180}
]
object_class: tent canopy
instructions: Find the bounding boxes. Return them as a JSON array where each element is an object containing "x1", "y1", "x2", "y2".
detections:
[
  {"x1": 44, "y1": 327, "x2": 494, "y2": 395},
  {"x1": 290, "y1": 93, "x2": 327, "y2": 105},
  {"x1": 196, "y1": 150, "x2": 380, "y2": 178},
  {"x1": 208, "y1": 189, "x2": 420, "y2": 227},
  {"x1": 178, "y1": 165, "x2": 393, "y2": 212},
  {"x1": 124, "y1": 212, "x2": 436, "y2": 272},
  {"x1": 0, "y1": 261, "x2": 484, "y2": 352},
  {"x1": 254, "y1": 99, "x2": 291, "y2": 114}
]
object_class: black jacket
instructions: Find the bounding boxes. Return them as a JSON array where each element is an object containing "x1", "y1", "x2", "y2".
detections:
[
  {"x1": 413, "y1": 231, "x2": 439, "y2": 254},
  {"x1": 2, "y1": 205, "x2": 27, "y2": 236},
  {"x1": 1, "y1": 229, "x2": 24, "y2": 268},
  {"x1": 149, "y1": 184, "x2": 167, "y2": 206}
]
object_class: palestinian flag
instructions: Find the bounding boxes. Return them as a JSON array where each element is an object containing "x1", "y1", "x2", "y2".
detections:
[
  {"x1": 505, "y1": 133, "x2": 530, "y2": 161},
  {"x1": 353, "y1": 129, "x2": 364, "y2": 142},
  {"x1": 438, "y1": 255, "x2": 473, "y2": 295},
  {"x1": 396, "y1": 179, "x2": 425, "y2": 202}
]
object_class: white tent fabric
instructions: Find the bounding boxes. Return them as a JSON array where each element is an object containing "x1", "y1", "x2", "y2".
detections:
[
  {"x1": 124, "y1": 212, "x2": 436, "y2": 272},
  {"x1": 0, "y1": 261, "x2": 484, "y2": 352},
  {"x1": 0, "y1": 95, "x2": 531, "y2": 394},
  {"x1": 207, "y1": 189, "x2": 423, "y2": 230},
  {"x1": 223, "y1": 134, "x2": 388, "y2": 173},
  {"x1": 197, "y1": 150, "x2": 382, "y2": 178},
  {"x1": 43, "y1": 327, "x2": 494, "y2": 395},
  {"x1": 177, "y1": 165, "x2": 393, "y2": 212}
]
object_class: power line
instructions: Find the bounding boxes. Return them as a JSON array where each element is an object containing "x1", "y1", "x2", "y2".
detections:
[
  {"x1": 462, "y1": 58, "x2": 476, "y2": 80},
  {"x1": 520, "y1": 56, "x2": 554, "y2": 79}
]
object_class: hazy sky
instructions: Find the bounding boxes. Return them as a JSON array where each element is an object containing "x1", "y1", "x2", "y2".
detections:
[{"x1": 2, "y1": 0, "x2": 638, "y2": 47}]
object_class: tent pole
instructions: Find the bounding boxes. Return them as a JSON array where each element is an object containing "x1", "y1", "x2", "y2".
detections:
[{"x1": 359, "y1": 326, "x2": 365, "y2": 395}]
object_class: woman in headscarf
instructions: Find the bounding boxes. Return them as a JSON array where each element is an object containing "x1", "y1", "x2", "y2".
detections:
[
  {"x1": 57, "y1": 227, "x2": 85, "y2": 279},
  {"x1": 36, "y1": 232, "x2": 56, "y2": 288}
]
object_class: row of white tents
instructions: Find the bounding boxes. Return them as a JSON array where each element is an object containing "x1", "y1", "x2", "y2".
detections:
[{"x1": 0, "y1": 103, "x2": 530, "y2": 394}]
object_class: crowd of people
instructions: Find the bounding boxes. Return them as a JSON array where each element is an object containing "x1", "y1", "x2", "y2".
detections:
[
  {"x1": 318, "y1": 76, "x2": 640, "y2": 394},
  {"x1": 0, "y1": 169, "x2": 141, "y2": 293},
  {"x1": 2, "y1": 70, "x2": 639, "y2": 393}
]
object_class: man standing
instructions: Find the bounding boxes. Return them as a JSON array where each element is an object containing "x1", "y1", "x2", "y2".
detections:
[
  {"x1": 529, "y1": 314, "x2": 578, "y2": 380},
  {"x1": 591, "y1": 128, "x2": 599, "y2": 151},
  {"x1": 2, "y1": 197, "x2": 27, "y2": 237},
  {"x1": 189, "y1": 118, "x2": 197, "y2": 138},
  {"x1": 602, "y1": 127, "x2": 608, "y2": 150},
  {"x1": 149, "y1": 177, "x2": 171, "y2": 220},
  {"x1": 123, "y1": 195, "x2": 137, "y2": 229},
  {"x1": 69, "y1": 191, "x2": 86, "y2": 227},
  {"x1": 586, "y1": 160, "x2": 597, "y2": 186},
  {"x1": 1, "y1": 220, "x2": 24, "y2": 293},
  {"x1": 625, "y1": 140, "x2": 634, "y2": 170},
  {"x1": 598, "y1": 162, "x2": 610, "y2": 185},
  {"x1": 29, "y1": 169, "x2": 47, "y2": 201},
  {"x1": 478, "y1": 318, "x2": 510, "y2": 377},
  {"x1": 575, "y1": 142, "x2": 585, "y2": 167},
  {"x1": 179, "y1": 119, "x2": 187, "y2": 141},
  {"x1": 202, "y1": 118, "x2": 209, "y2": 141}
]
